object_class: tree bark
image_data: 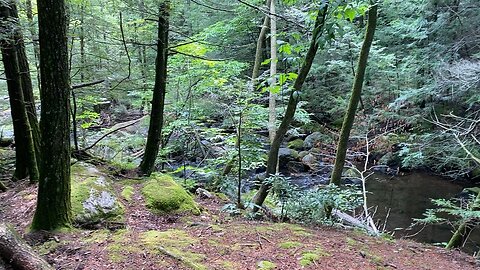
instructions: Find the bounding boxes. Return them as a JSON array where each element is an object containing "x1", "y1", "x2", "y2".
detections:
[
  {"x1": 253, "y1": 4, "x2": 329, "y2": 211},
  {"x1": 139, "y1": 1, "x2": 170, "y2": 176},
  {"x1": 268, "y1": 0, "x2": 277, "y2": 144},
  {"x1": 0, "y1": 1, "x2": 39, "y2": 183},
  {"x1": 251, "y1": 0, "x2": 271, "y2": 86},
  {"x1": 0, "y1": 223, "x2": 54, "y2": 270},
  {"x1": 329, "y1": 4, "x2": 378, "y2": 186},
  {"x1": 31, "y1": 0, "x2": 72, "y2": 231},
  {"x1": 25, "y1": 0, "x2": 41, "y2": 90}
]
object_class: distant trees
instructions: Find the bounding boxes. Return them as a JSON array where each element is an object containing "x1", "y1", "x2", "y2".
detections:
[
  {"x1": 0, "y1": 0, "x2": 39, "y2": 182},
  {"x1": 253, "y1": 3, "x2": 329, "y2": 211},
  {"x1": 139, "y1": 1, "x2": 170, "y2": 176},
  {"x1": 31, "y1": 0, "x2": 72, "y2": 230}
]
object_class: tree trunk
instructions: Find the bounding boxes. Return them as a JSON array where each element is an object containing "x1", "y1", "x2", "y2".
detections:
[
  {"x1": 31, "y1": 0, "x2": 72, "y2": 231},
  {"x1": 0, "y1": 223, "x2": 54, "y2": 270},
  {"x1": 446, "y1": 191, "x2": 480, "y2": 249},
  {"x1": 251, "y1": 0, "x2": 271, "y2": 86},
  {"x1": 139, "y1": 1, "x2": 170, "y2": 176},
  {"x1": 25, "y1": 0, "x2": 41, "y2": 90},
  {"x1": 12, "y1": 3, "x2": 42, "y2": 172},
  {"x1": 253, "y1": 4, "x2": 329, "y2": 211},
  {"x1": 329, "y1": 4, "x2": 378, "y2": 186},
  {"x1": 0, "y1": 1, "x2": 39, "y2": 183},
  {"x1": 268, "y1": 0, "x2": 277, "y2": 144}
]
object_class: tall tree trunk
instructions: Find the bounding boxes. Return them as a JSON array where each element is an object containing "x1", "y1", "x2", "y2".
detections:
[
  {"x1": 329, "y1": 4, "x2": 378, "y2": 186},
  {"x1": 253, "y1": 4, "x2": 329, "y2": 211},
  {"x1": 0, "y1": 1, "x2": 39, "y2": 183},
  {"x1": 31, "y1": 0, "x2": 72, "y2": 231},
  {"x1": 268, "y1": 0, "x2": 277, "y2": 143},
  {"x1": 25, "y1": 0, "x2": 41, "y2": 90},
  {"x1": 13, "y1": 4, "x2": 42, "y2": 172},
  {"x1": 139, "y1": 1, "x2": 170, "y2": 176},
  {"x1": 251, "y1": 0, "x2": 271, "y2": 86}
]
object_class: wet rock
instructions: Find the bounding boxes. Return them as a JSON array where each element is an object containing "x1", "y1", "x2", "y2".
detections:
[
  {"x1": 302, "y1": 153, "x2": 317, "y2": 168},
  {"x1": 278, "y1": 148, "x2": 299, "y2": 169},
  {"x1": 298, "y1": 151, "x2": 309, "y2": 159},
  {"x1": 286, "y1": 161, "x2": 309, "y2": 173},
  {"x1": 196, "y1": 188, "x2": 213, "y2": 199},
  {"x1": 71, "y1": 162, "x2": 124, "y2": 224}
]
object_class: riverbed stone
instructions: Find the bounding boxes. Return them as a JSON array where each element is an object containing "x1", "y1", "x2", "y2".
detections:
[
  {"x1": 303, "y1": 132, "x2": 332, "y2": 149},
  {"x1": 302, "y1": 153, "x2": 317, "y2": 168},
  {"x1": 286, "y1": 161, "x2": 309, "y2": 173},
  {"x1": 71, "y1": 162, "x2": 124, "y2": 224},
  {"x1": 278, "y1": 148, "x2": 299, "y2": 169},
  {"x1": 287, "y1": 139, "x2": 304, "y2": 151}
]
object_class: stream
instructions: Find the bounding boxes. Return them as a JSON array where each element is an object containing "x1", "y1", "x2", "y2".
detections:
[{"x1": 366, "y1": 171, "x2": 479, "y2": 253}]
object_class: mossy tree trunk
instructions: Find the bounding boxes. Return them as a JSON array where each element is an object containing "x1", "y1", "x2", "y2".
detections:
[
  {"x1": 446, "y1": 191, "x2": 480, "y2": 249},
  {"x1": 329, "y1": 3, "x2": 378, "y2": 186},
  {"x1": 31, "y1": 0, "x2": 72, "y2": 231},
  {"x1": 139, "y1": 1, "x2": 170, "y2": 176},
  {"x1": 253, "y1": 4, "x2": 329, "y2": 211},
  {"x1": 0, "y1": 1, "x2": 39, "y2": 183}
]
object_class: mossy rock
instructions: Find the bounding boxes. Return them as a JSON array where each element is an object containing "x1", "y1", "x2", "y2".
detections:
[
  {"x1": 142, "y1": 173, "x2": 200, "y2": 215},
  {"x1": 279, "y1": 241, "x2": 302, "y2": 249},
  {"x1": 299, "y1": 247, "x2": 331, "y2": 267},
  {"x1": 288, "y1": 139, "x2": 304, "y2": 151},
  {"x1": 121, "y1": 185, "x2": 134, "y2": 202},
  {"x1": 71, "y1": 162, "x2": 124, "y2": 224},
  {"x1": 257, "y1": 260, "x2": 276, "y2": 270}
]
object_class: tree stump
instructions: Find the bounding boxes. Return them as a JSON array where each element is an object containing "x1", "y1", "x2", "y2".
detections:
[{"x1": 0, "y1": 223, "x2": 53, "y2": 270}]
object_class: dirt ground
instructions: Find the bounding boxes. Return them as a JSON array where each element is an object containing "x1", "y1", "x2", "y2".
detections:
[{"x1": 0, "y1": 177, "x2": 478, "y2": 270}]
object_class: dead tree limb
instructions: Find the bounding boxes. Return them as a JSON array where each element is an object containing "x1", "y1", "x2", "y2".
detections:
[
  {"x1": 0, "y1": 223, "x2": 54, "y2": 270},
  {"x1": 0, "y1": 181, "x2": 6, "y2": 192}
]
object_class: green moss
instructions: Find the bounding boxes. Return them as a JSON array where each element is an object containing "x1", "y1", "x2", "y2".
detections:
[
  {"x1": 215, "y1": 192, "x2": 229, "y2": 201},
  {"x1": 279, "y1": 241, "x2": 302, "y2": 249},
  {"x1": 288, "y1": 139, "x2": 304, "y2": 150},
  {"x1": 141, "y1": 229, "x2": 206, "y2": 270},
  {"x1": 299, "y1": 248, "x2": 331, "y2": 267},
  {"x1": 121, "y1": 185, "x2": 135, "y2": 202},
  {"x1": 71, "y1": 162, "x2": 125, "y2": 223},
  {"x1": 36, "y1": 240, "x2": 61, "y2": 255},
  {"x1": 221, "y1": 261, "x2": 239, "y2": 269},
  {"x1": 142, "y1": 173, "x2": 200, "y2": 215},
  {"x1": 346, "y1": 237, "x2": 357, "y2": 246},
  {"x1": 258, "y1": 260, "x2": 277, "y2": 270}
]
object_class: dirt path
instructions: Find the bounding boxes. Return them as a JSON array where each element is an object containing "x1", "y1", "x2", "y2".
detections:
[{"x1": 0, "y1": 179, "x2": 477, "y2": 270}]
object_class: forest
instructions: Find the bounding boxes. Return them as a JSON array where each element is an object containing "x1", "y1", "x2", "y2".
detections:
[{"x1": 0, "y1": 0, "x2": 479, "y2": 269}]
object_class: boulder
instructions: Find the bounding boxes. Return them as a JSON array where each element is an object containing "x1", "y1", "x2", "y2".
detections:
[
  {"x1": 286, "y1": 161, "x2": 309, "y2": 173},
  {"x1": 302, "y1": 153, "x2": 317, "y2": 168},
  {"x1": 303, "y1": 132, "x2": 332, "y2": 149},
  {"x1": 142, "y1": 174, "x2": 200, "y2": 215},
  {"x1": 71, "y1": 162, "x2": 124, "y2": 224},
  {"x1": 278, "y1": 148, "x2": 299, "y2": 169}
]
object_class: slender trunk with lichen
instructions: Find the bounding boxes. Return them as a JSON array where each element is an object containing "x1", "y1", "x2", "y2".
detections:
[
  {"x1": 139, "y1": 1, "x2": 170, "y2": 176},
  {"x1": 253, "y1": 4, "x2": 329, "y2": 212},
  {"x1": 31, "y1": 0, "x2": 72, "y2": 231},
  {"x1": 329, "y1": 4, "x2": 378, "y2": 186},
  {"x1": 268, "y1": 0, "x2": 277, "y2": 144},
  {"x1": 0, "y1": 1, "x2": 39, "y2": 183},
  {"x1": 251, "y1": 0, "x2": 271, "y2": 86}
]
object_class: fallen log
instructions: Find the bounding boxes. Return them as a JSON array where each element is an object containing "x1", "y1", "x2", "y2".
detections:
[
  {"x1": 332, "y1": 209, "x2": 379, "y2": 235},
  {"x1": 0, "y1": 223, "x2": 53, "y2": 270},
  {"x1": 0, "y1": 181, "x2": 6, "y2": 192}
]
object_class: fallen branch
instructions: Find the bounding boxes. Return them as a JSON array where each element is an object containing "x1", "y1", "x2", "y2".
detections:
[
  {"x1": 332, "y1": 210, "x2": 378, "y2": 235},
  {"x1": 0, "y1": 223, "x2": 54, "y2": 270},
  {"x1": 83, "y1": 116, "x2": 146, "y2": 151},
  {"x1": 0, "y1": 181, "x2": 6, "y2": 192},
  {"x1": 157, "y1": 246, "x2": 204, "y2": 270}
]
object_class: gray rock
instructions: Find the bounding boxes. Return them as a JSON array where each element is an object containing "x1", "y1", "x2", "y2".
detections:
[
  {"x1": 278, "y1": 148, "x2": 299, "y2": 169},
  {"x1": 286, "y1": 161, "x2": 309, "y2": 173},
  {"x1": 303, "y1": 132, "x2": 332, "y2": 149},
  {"x1": 302, "y1": 153, "x2": 317, "y2": 168}
]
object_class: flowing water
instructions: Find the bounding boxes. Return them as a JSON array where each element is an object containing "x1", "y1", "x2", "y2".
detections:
[{"x1": 366, "y1": 172, "x2": 479, "y2": 253}]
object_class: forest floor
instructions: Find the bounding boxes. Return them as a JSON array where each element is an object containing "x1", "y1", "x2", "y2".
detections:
[{"x1": 1, "y1": 175, "x2": 478, "y2": 270}]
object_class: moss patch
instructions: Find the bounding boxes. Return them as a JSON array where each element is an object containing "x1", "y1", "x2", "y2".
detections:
[
  {"x1": 71, "y1": 162, "x2": 124, "y2": 224},
  {"x1": 287, "y1": 139, "x2": 304, "y2": 150},
  {"x1": 299, "y1": 247, "x2": 331, "y2": 267},
  {"x1": 257, "y1": 260, "x2": 277, "y2": 270},
  {"x1": 142, "y1": 173, "x2": 200, "y2": 215},
  {"x1": 36, "y1": 240, "x2": 61, "y2": 255},
  {"x1": 279, "y1": 241, "x2": 302, "y2": 249},
  {"x1": 121, "y1": 186, "x2": 134, "y2": 202},
  {"x1": 141, "y1": 229, "x2": 206, "y2": 270}
]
